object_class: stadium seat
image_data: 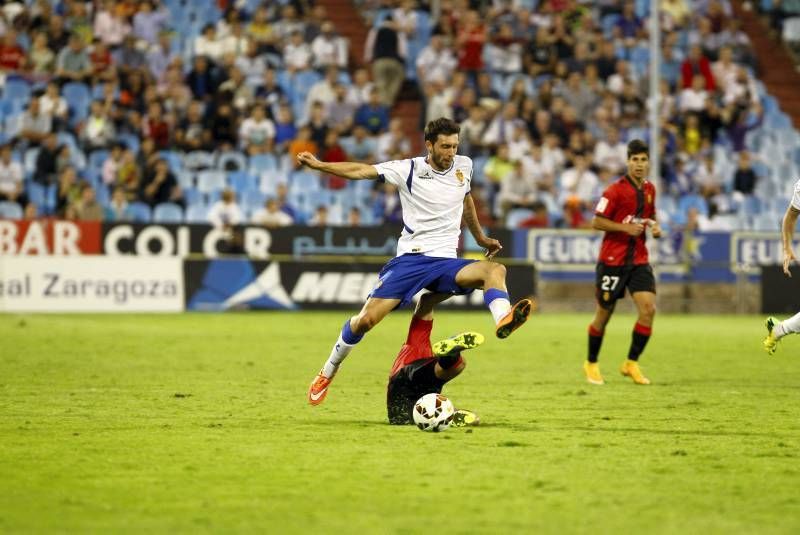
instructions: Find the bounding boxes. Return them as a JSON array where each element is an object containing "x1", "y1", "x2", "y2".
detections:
[
  {"x1": 176, "y1": 170, "x2": 195, "y2": 189},
  {"x1": 217, "y1": 151, "x2": 248, "y2": 171},
  {"x1": 153, "y1": 202, "x2": 185, "y2": 223},
  {"x1": 249, "y1": 153, "x2": 278, "y2": 174},
  {"x1": 196, "y1": 170, "x2": 227, "y2": 194},
  {"x1": 3, "y1": 78, "x2": 31, "y2": 105},
  {"x1": 88, "y1": 149, "x2": 110, "y2": 173},
  {"x1": 26, "y1": 182, "x2": 56, "y2": 214},
  {"x1": 128, "y1": 202, "x2": 152, "y2": 223},
  {"x1": 290, "y1": 171, "x2": 321, "y2": 193},
  {"x1": 228, "y1": 171, "x2": 256, "y2": 193},
  {"x1": 0, "y1": 201, "x2": 23, "y2": 219},
  {"x1": 117, "y1": 133, "x2": 140, "y2": 154},
  {"x1": 158, "y1": 150, "x2": 184, "y2": 173},
  {"x1": 184, "y1": 150, "x2": 215, "y2": 170},
  {"x1": 62, "y1": 82, "x2": 91, "y2": 125},
  {"x1": 185, "y1": 203, "x2": 209, "y2": 223}
]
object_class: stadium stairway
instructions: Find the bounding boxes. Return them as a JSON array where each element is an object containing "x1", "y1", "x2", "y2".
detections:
[
  {"x1": 734, "y1": 1, "x2": 800, "y2": 127},
  {"x1": 318, "y1": 0, "x2": 369, "y2": 67},
  {"x1": 320, "y1": 0, "x2": 425, "y2": 154}
]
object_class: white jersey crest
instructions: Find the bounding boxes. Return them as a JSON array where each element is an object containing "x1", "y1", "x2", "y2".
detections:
[{"x1": 374, "y1": 155, "x2": 473, "y2": 258}]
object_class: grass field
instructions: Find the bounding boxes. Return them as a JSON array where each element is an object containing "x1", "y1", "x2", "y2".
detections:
[{"x1": 1, "y1": 311, "x2": 799, "y2": 534}]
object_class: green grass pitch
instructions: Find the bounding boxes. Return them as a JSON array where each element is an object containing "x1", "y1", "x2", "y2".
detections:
[{"x1": 1, "y1": 312, "x2": 799, "y2": 533}]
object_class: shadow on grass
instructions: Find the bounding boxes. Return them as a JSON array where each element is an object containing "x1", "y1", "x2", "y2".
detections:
[{"x1": 563, "y1": 426, "x2": 787, "y2": 438}]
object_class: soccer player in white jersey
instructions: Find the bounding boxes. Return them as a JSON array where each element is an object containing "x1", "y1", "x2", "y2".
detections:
[
  {"x1": 297, "y1": 117, "x2": 533, "y2": 405},
  {"x1": 763, "y1": 178, "x2": 800, "y2": 354}
]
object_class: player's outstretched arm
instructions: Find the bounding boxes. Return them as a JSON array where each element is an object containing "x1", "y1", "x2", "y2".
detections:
[
  {"x1": 463, "y1": 194, "x2": 502, "y2": 259},
  {"x1": 781, "y1": 205, "x2": 799, "y2": 277},
  {"x1": 297, "y1": 151, "x2": 378, "y2": 180}
]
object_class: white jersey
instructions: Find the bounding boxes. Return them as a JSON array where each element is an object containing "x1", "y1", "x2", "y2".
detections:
[
  {"x1": 792, "y1": 179, "x2": 800, "y2": 211},
  {"x1": 374, "y1": 155, "x2": 473, "y2": 258}
]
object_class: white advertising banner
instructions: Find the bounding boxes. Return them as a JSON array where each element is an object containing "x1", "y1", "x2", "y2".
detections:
[{"x1": 0, "y1": 257, "x2": 184, "y2": 312}]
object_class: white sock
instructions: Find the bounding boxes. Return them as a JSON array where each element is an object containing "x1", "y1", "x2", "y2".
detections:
[
  {"x1": 322, "y1": 335, "x2": 355, "y2": 377},
  {"x1": 489, "y1": 298, "x2": 511, "y2": 324},
  {"x1": 777, "y1": 311, "x2": 800, "y2": 340}
]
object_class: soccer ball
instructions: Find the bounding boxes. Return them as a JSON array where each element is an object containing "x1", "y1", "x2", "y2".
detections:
[{"x1": 413, "y1": 393, "x2": 455, "y2": 432}]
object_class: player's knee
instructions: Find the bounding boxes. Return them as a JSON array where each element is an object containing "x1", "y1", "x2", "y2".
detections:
[
  {"x1": 492, "y1": 263, "x2": 507, "y2": 279},
  {"x1": 641, "y1": 301, "x2": 656, "y2": 319},
  {"x1": 454, "y1": 358, "x2": 466, "y2": 375}
]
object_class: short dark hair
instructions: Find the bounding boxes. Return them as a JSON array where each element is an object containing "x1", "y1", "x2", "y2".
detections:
[
  {"x1": 627, "y1": 139, "x2": 648, "y2": 159},
  {"x1": 424, "y1": 117, "x2": 460, "y2": 143}
]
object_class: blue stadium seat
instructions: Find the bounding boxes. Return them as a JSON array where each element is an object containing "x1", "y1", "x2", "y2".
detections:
[
  {"x1": 182, "y1": 187, "x2": 201, "y2": 206},
  {"x1": 117, "y1": 133, "x2": 140, "y2": 154},
  {"x1": 0, "y1": 201, "x2": 23, "y2": 219},
  {"x1": 3, "y1": 78, "x2": 31, "y2": 105},
  {"x1": 128, "y1": 202, "x2": 152, "y2": 222},
  {"x1": 158, "y1": 150, "x2": 184, "y2": 173},
  {"x1": 196, "y1": 170, "x2": 227, "y2": 194},
  {"x1": 88, "y1": 149, "x2": 110, "y2": 172},
  {"x1": 62, "y1": 82, "x2": 91, "y2": 126},
  {"x1": 290, "y1": 171, "x2": 321, "y2": 193},
  {"x1": 176, "y1": 170, "x2": 195, "y2": 189},
  {"x1": 217, "y1": 151, "x2": 248, "y2": 171},
  {"x1": 26, "y1": 182, "x2": 56, "y2": 214},
  {"x1": 228, "y1": 171, "x2": 256, "y2": 193},
  {"x1": 184, "y1": 150, "x2": 215, "y2": 170},
  {"x1": 249, "y1": 153, "x2": 278, "y2": 174},
  {"x1": 185, "y1": 203, "x2": 209, "y2": 223},
  {"x1": 153, "y1": 202, "x2": 185, "y2": 223}
]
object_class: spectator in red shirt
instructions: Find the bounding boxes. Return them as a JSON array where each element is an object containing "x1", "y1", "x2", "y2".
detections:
[
  {"x1": 321, "y1": 130, "x2": 348, "y2": 190},
  {"x1": 455, "y1": 10, "x2": 486, "y2": 80},
  {"x1": 0, "y1": 31, "x2": 26, "y2": 73},
  {"x1": 89, "y1": 38, "x2": 116, "y2": 84},
  {"x1": 142, "y1": 101, "x2": 171, "y2": 149},
  {"x1": 680, "y1": 44, "x2": 715, "y2": 91}
]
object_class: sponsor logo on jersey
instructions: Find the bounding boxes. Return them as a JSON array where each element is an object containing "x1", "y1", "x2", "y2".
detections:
[{"x1": 596, "y1": 197, "x2": 609, "y2": 213}]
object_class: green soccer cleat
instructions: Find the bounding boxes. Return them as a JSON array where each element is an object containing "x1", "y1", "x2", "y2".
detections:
[
  {"x1": 451, "y1": 409, "x2": 480, "y2": 427},
  {"x1": 764, "y1": 317, "x2": 780, "y2": 355},
  {"x1": 433, "y1": 332, "x2": 485, "y2": 357}
]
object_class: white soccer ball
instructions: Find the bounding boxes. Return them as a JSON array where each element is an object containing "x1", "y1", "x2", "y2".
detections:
[{"x1": 413, "y1": 393, "x2": 455, "y2": 432}]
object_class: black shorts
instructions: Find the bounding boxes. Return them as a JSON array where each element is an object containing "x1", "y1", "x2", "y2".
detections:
[
  {"x1": 386, "y1": 358, "x2": 445, "y2": 425},
  {"x1": 595, "y1": 263, "x2": 656, "y2": 310}
]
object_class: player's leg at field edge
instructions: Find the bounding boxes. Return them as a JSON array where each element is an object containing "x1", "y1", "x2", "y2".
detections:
[
  {"x1": 320, "y1": 297, "x2": 400, "y2": 378},
  {"x1": 628, "y1": 291, "x2": 655, "y2": 361},
  {"x1": 588, "y1": 303, "x2": 613, "y2": 363}
]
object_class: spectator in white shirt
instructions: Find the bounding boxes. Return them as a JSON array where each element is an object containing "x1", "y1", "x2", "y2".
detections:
[
  {"x1": 347, "y1": 67, "x2": 374, "y2": 107},
  {"x1": 93, "y1": 0, "x2": 131, "y2": 47},
  {"x1": 593, "y1": 127, "x2": 628, "y2": 175},
  {"x1": 415, "y1": 33, "x2": 457, "y2": 85},
  {"x1": 208, "y1": 189, "x2": 243, "y2": 229},
  {"x1": 239, "y1": 104, "x2": 276, "y2": 155},
  {"x1": 283, "y1": 30, "x2": 313, "y2": 73},
  {"x1": 252, "y1": 198, "x2": 294, "y2": 227},
  {"x1": 0, "y1": 143, "x2": 24, "y2": 204},
  {"x1": 39, "y1": 81, "x2": 69, "y2": 130},
  {"x1": 498, "y1": 160, "x2": 538, "y2": 221},
  {"x1": 305, "y1": 66, "x2": 339, "y2": 120},
  {"x1": 560, "y1": 152, "x2": 599, "y2": 204},
  {"x1": 392, "y1": 0, "x2": 419, "y2": 36},
  {"x1": 679, "y1": 74, "x2": 708, "y2": 113},
  {"x1": 194, "y1": 24, "x2": 223, "y2": 62},
  {"x1": 102, "y1": 143, "x2": 125, "y2": 185},
  {"x1": 376, "y1": 118, "x2": 412, "y2": 161},
  {"x1": 311, "y1": 21, "x2": 348, "y2": 69}
]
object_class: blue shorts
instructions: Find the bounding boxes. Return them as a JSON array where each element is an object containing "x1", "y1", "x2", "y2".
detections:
[{"x1": 369, "y1": 254, "x2": 477, "y2": 307}]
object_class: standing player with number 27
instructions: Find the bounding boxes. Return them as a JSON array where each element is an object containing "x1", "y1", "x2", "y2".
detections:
[{"x1": 584, "y1": 139, "x2": 662, "y2": 386}]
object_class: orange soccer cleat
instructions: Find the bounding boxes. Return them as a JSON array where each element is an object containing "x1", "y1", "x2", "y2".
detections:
[
  {"x1": 308, "y1": 370, "x2": 336, "y2": 405},
  {"x1": 495, "y1": 298, "x2": 534, "y2": 339},
  {"x1": 620, "y1": 360, "x2": 651, "y2": 385}
]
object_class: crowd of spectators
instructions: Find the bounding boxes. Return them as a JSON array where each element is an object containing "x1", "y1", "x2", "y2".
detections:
[{"x1": 0, "y1": 0, "x2": 795, "y2": 234}]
